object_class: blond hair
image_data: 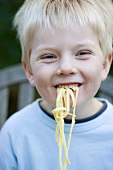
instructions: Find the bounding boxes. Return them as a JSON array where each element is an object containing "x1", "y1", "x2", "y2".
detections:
[{"x1": 13, "y1": 0, "x2": 113, "y2": 67}]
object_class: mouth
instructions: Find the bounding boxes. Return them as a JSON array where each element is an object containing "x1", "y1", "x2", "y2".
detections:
[{"x1": 55, "y1": 83, "x2": 82, "y2": 89}]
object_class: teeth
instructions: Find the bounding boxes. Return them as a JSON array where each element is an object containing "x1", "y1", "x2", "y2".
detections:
[
  {"x1": 58, "y1": 84, "x2": 78, "y2": 88},
  {"x1": 69, "y1": 85, "x2": 73, "y2": 88}
]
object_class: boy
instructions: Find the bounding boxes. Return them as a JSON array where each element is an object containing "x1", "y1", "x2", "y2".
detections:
[{"x1": 0, "y1": 0, "x2": 113, "y2": 169}]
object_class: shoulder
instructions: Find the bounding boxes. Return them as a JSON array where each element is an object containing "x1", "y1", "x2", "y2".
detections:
[
  {"x1": 0, "y1": 98, "x2": 43, "y2": 144},
  {"x1": 97, "y1": 97, "x2": 113, "y2": 109},
  {"x1": 0, "y1": 98, "x2": 44, "y2": 169},
  {"x1": 97, "y1": 98, "x2": 113, "y2": 122}
]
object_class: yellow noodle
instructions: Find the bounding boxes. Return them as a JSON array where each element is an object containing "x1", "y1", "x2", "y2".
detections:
[{"x1": 52, "y1": 85, "x2": 79, "y2": 170}]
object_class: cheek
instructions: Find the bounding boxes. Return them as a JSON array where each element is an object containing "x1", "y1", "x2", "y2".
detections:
[
  {"x1": 32, "y1": 67, "x2": 51, "y2": 95},
  {"x1": 81, "y1": 61, "x2": 103, "y2": 94},
  {"x1": 34, "y1": 73, "x2": 48, "y2": 89},
  {"x1": 34, "y1": 74, "x2": 48, "y2": 99},
  {"x1": 82, "y1": 60, "x2": 103, "y2": 78}
]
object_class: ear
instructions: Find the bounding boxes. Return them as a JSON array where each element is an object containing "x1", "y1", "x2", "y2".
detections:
[
  {"x1": 22, "y1": 61, "x2": 35, "y2": 87},
  {"x1": 101, "y1": 53, "x2": 112, "y2": 81}
]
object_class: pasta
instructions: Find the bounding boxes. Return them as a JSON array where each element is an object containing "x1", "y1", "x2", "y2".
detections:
[{"x1": 52, "y1": 84, "x2": 79, "y2": 170}]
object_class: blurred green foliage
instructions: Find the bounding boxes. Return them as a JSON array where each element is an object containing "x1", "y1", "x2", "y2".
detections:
[
  {"x1": 0, "y1": 0, "x2": 24, "y2": 69},
  {"x1": 0, "y1": 0, "x2": 113, "y2": 75}
]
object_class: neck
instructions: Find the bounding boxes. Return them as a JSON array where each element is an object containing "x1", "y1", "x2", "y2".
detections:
[
  {"x1": 39, "y1": 98, "x2": 103, "y2": 120},
  {"x1": 75, "y1": 98, "x2": 103, "y2": 120}
]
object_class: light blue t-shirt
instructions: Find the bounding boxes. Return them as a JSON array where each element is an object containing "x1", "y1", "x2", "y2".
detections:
[{"x1": 0, "y1": 98, "x2": 113, "y2": 170}]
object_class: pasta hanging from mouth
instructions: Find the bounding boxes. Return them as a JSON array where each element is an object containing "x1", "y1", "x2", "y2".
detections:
[{"x1": 52, "y1": 85, "x2": 79, "y2": 170}]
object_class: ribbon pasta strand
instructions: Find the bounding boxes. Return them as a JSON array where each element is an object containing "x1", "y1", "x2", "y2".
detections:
[{"x1": 52, "y1": 85, "x2": 79, "y2": 170}]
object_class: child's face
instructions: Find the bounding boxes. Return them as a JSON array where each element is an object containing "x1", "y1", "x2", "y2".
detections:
[{"x1": 24, "y1": 24, "x2": 111, "y2": 113}]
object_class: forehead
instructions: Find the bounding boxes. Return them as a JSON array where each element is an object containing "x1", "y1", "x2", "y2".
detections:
[{"x1": 31, "y1": 24, "x2": 100, "y2": 51}]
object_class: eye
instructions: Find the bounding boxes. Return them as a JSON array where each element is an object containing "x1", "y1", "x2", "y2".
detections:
[
  {"x1": 76, "y1": 50, "x2": 92, "y2": 60},
  {"x1": 41, "y1": 54, "x2": 56, "y2": 59},
  {"x1": 39, "y1": 54, "x2": 57, "y2": 63},
  {"x1": 77, "y1": 50, "x2": 92, "y2": 56}
]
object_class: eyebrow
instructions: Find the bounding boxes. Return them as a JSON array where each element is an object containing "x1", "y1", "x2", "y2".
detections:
[
  {"x1": 35, "y1": 46, "x2": 58, "y2": 53},
  {"x1": 77, "y1": 41, "x2": 98, "y2": 48},
  {"x1": 35, "y1": 41, "x2": 97, "y2": 53}
]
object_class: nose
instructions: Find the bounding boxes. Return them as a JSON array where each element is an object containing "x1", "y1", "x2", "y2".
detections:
[{"x1": 57, "y1": 58, "x2": 77, "y2": 75}]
